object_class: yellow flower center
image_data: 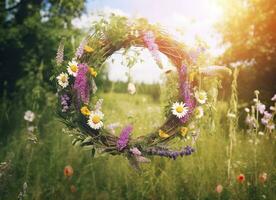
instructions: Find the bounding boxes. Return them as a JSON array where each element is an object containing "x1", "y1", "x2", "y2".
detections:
[
  {"x1": 61, "y1": 76, "x2": 67, "y2": 82},
  {"x1": 176, "y1": 106, "x2": 183, "y2": 113},
  {"x1": 80, "y1": 106, "x2": 90, "y2": 116},
  {"x1": 70, "y1": 65, "x2": 78, "y2": 73},
  {"x1": 92, "y1": 115, "x2": 101, "y2": 124},
  {"x1": 199, "y1": 94, "x2": 205, "y2": 100}
]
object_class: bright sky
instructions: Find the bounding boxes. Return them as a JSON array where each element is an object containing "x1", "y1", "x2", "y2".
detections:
[{"x1": 72, "y1": 0, "x2": 225, "y2": 83}]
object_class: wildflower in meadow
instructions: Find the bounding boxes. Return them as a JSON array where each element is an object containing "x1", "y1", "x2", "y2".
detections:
[
  {"x1": 245, "y1": 108, "x2": 250, "y2": 113},
  {"x1": 80, "y1": 106, "x2": 90, "y2": 116},
  {"x1": 237, "y1": 174, "x2": 245, "y2": 183},
  {"x1": 117, "y1": 125, "x2": 133, "y2": 151},
  {"x1": 195, "y1": 90, "x2": 207, "y2": 104},
  {"x1": 266, "y1": 123, "x2": 275, "y2": 132},
  {"x1": 215, "y1": 184, "x2": 223, "y2": 194},
  {"x1": 88, "y1": 111, "x2": 104, "y2": 130},
  {"x1": 261, "y1": 111, "x2": 272, "y2": 125},
  {"x1": 245, "y1": 115, "x2": 256, "y2": 128},
  {"x1": 84, "y1": 45, "x2": 94, "y2": 53},
  {"x1": 127, "y1": 82, "x2": 136, "y2": 95},
  {"x1": 56, "y1": 72, "x2": 69, "y2": 88},
  {"x1": 24, "y1": 110, "x2": 35, "y2": 122},
  {"x1": 256, "y1": 102, "x2": 266, "y2": 114},
  {"x1": 259, "y1": 172, "x2": 267, "y2": 183},
  {"x1": 64, "y1": 165, "x2": 74, "y2": 177},
  {"x1": 172, "y1": 102, "x2": 189, "y2": 118},
  {"x1": 89, "y1": 67, "x2": 97, "y2": 77},
  {"x1": 180, "y1": 127, "x2": 188, "y2": 137},
  {"x1": 70, "y1": 185, "x2": 77, "y2": 193},
  {"x1": 271, "y1": 94, "x2": 276, "y2": 101},
  {"x1": 56, "y1": 41, "x2": 64, "y2": 65},
  {"x1": 67, "y1": 60, "x2": 79, "y2": 77},
  {"x1": 194, "y1": 106, "x2": 204, "y2": 119},
  {"x1": 159, "y1": 129, "x2": 170, "y2": 138}
]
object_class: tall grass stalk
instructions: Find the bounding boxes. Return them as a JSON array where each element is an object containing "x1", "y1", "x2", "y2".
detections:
[{"x1": 227, "y1": 67, "x2": 239, "y2": 184}]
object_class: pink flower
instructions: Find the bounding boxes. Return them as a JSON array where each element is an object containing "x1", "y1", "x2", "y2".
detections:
[
  {"x1": 259, "y1": 172, "x2": 267, "y2": 183},
  {"x1": 256, "y1": 103, "x2": 266, "y2": 114},
  {"x1": 215, "y1": 184, "x2": 223, "y2": 194},
  {"x1": 130, "y1": 147, "x2": 141, "y2": 156},
  {"x1": 73, "y1": 64, "x2": 90, "y2": 104},
  {"x1": 117, "y1": 125, "x2": 133, "y2": 151}
]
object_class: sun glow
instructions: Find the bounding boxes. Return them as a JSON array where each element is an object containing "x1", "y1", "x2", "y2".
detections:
[{"x1": 73, "y1": 0, "x2": 228, "y2": 83}]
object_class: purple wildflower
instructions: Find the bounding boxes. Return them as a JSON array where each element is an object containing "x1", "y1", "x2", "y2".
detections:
[
  {"x1": 145, "y1": 146, "x2": 195, "y2": 160},
  {"x1": 256, "y1": 102, "x2": 266, "y2": 114},
  {"x1": 245, "y1": 115, "x2": 256, "y2": 128},
  {"x1": 56, "y1": 41, "x2": 64, "y2": 65},
  {"x1": 117, "y1": 125, "x2": 133, "y2": 151},
  {"x1": 75, "y1": 38, "x2": 87, "y2": 59},
  {"x1": 261, "y1": 111, "x2": 272, "y2": 125},
  {"x1": 73, "y1": 63, "x2": 90, "y2": 104},
  {"x1": 60, "y1": 94, "x2": 70, "y2": 112},
  {"x1": 178, "y1": 64, "x2": 196, "y2": 123}
]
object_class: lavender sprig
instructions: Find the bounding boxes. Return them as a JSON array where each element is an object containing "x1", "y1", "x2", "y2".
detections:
[{"x1": 145, "y1": 146, "x2": 195, "y2": 160}]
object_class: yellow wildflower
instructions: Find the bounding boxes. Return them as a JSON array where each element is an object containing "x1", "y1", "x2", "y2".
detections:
[
  {"x1": 80, "y1": 106, "x2": 90, "y2": 116},
  {"x1": 84, "y1": 45, "x2": 94, "y2": 53},
  {"x1": 180, "y1": 127, "x2": 188, "y2": 137},
  {"x1": 89, "y1": 67, "x2": 97, "y2": 77},
  {"x1": 159, "y1": 130, "x2": 170, "y2": 138}
]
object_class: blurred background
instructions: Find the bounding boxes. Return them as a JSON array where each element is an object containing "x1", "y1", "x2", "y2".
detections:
[{"x1": 0, "y1": 0, "x2": 275, "y2": 199}]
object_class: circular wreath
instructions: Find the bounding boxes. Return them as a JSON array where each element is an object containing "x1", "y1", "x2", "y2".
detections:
[{"x1": 54, "y1": 16, "x2": 226, "y2": 168}]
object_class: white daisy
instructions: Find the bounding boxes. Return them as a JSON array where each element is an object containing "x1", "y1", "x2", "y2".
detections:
[
  {"x1": 171, "y1": 102, "x2": 188, "y2": 118},
  {"x1": 195, "y1": 90, "x2": 207, "y2": 104},
  {"x1": 56, "y1": 72, "x2": 69, "y2": 88},
  {"x1": 24, "y1": 110, "x2": 35, "y2": 122},
  {"x1": 88, "y1": 111, "x2": 104, "y2": 130},
  {"x1": 67, "y1": 60, "x2": 79, "y2": 77},
  {"x1": 194, "y1": 106, "x2": 204, "y2": 119}
]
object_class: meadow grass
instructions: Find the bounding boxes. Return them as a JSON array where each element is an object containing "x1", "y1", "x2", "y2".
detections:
[{"x1": 0, "y1": 92, "x2": 275, "y2": 200}]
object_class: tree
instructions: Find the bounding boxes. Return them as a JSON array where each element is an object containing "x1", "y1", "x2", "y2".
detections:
[
  {"x1": 217, "y1": 0, "x2": 276, "y2": 101},
  {"x1": 0, "y1": 0, "x2": 86, "y2": 98}
]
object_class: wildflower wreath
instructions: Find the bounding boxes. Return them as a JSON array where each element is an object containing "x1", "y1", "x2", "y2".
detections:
[{"x1": 54, "y1": 16, "x2": 228, "y2": 168}]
